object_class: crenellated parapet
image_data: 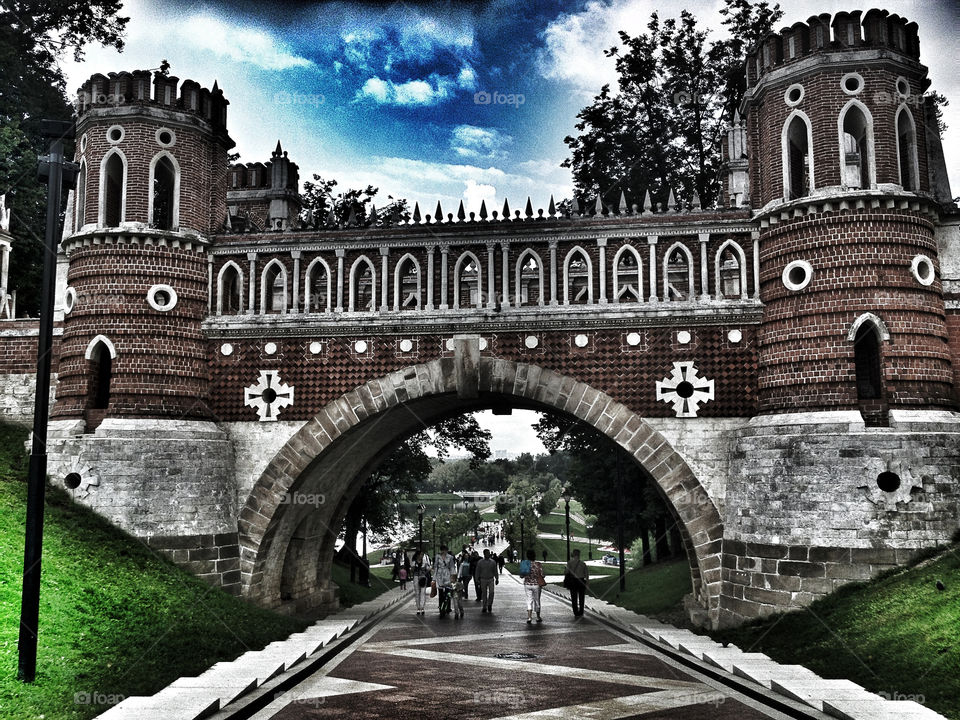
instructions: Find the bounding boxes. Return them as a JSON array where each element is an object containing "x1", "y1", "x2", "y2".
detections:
[
  {"x1": 76, "y1": 68, "x2": 230, "y2": 131},
  {"x1": 745, "y1": 9, "x2": 921, "y2": 88}
]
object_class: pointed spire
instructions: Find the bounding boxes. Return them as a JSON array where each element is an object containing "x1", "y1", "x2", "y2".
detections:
[
  {"x1": 347, "y1": 205, "x2": 357, "y2": 226},
  {"x1": 273, "y1": 140, "x2": 283, "y2": 156},
  {"x1": 572, "y1": 197, "x2": 582, "y2": 217},
  {"x1": 412, "y1": 202, "x2": 421, "y2": 224},
  {"x1": 435, "y1": 201, "x2": 443, "y2": 222},
  {"x1": 594, "y1": 195, "x2": 604, "y2": 216},
  {"x1": 457, "y1": 200, "x2": 466, "y2": 221},
  {"x1": 692, "y1": 191, "x2": 701, "y2": 211},
  {"x1": 212, "y1": 80, "x2": 220, "y2": 92},
  {"x1": 479, "y1": 200, "x2": 488, "y2": 220},
  {"x1": 524, "y1": 197, "x2": 533, "y2": 219},
  {"x1": 619, "y1": 190, "x2": 628, "y2": 214},
  {"x1": 733, "y1": 108, "x2": 741, "y2": 125},
  {"x1": 667, "y1": 188, "x2": 677, "y2": 212},
  {"x1": 324, "y1": 207, "x2": 336, "y2": 226},
  {"x1": 548, "y1": 195, "x2": 556, "y2": 218},
  {"x1": 642, "y1": 190, "x2": 653, "y2": 213},
  {"x1": 502, "y1": 197, "x2": 510, "y2": 220},
  {"x1": 368, "y1": 203, "x2": 377, "y2": 225}
]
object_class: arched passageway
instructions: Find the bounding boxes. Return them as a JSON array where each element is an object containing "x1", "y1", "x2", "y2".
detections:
[{"x1": 238, "y1": 352, "x2": 724, "y2": 626}]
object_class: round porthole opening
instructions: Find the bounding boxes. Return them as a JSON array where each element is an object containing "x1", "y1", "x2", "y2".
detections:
[
  {"x1": 64, "y1": 287, "x2": 77, "y2": 314},
  {"x1": 782, "y1": 260, "x2": 813, "y2": 291},
  {"x1": 896, "y1": 77, "x2": 910, "y2": 98},
  {"x1": 64, "y1": 473, "x2": 82, "y2": 490},
  {"x1": 911, "y1": 255, "x2": 935, "y2": 286},
  {"x1": 106, "y1": 125, "x2": 124, "y2": 143},
  {"x1": 261, "y1": 387, "x2": 278, "y2": 404},
  {"x1": 877, "y1": 471, "x2": 901, "y2": 493},
  {"x1": 785, "y1": 84, "x2": 804, "y2": 106},
  {"x1": 842, "y1": 72, "x2": 864, "y2": 95},
  {"x1": 156, "y1": 128, "x2": 176, "y2": 147},
  {"x1": 146, "y1": 284, "x2": 178, "y2": 312},
  {"x1": 676, "y1": 381, "x2": 695, "y2": 399}
]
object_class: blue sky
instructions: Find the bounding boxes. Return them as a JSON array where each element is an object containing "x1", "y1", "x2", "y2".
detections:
[
  {"x1": 62, "y1": 0, "x2": 960, "y2": 455},
  {"x1": 64, "y1": 0, "x2": 960, "y2": 218}
]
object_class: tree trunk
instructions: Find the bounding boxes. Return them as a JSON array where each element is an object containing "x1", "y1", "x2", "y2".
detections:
[
  {"x1": 654, "y1": 516, "x2": 670, "y2": 562},
  {"x1": 337, "y1": 510, "x2": 362, "y2": 565},
  {"x1": 641, "y1": 529, "x2": 652, "y2": 566},
  {"x1": 669, "y1": 524, "x2": 684, "y2": 559}
]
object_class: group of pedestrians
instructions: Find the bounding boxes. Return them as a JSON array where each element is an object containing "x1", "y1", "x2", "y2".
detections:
[
  {"x1": 403, "y1": 543, "x2": 591, "y2": 622},
  {"x1": 407, "y1": 545, "x2": 502, "y2": 617}
]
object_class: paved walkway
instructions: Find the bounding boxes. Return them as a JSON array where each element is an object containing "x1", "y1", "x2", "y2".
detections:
[{"x1": 249, "y1": 575, "x2": 808, "y2": 719}]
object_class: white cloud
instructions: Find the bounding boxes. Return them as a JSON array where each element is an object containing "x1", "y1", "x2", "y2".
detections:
[
  {"x1": 356, "y1": 74, "x2": 459, "y2": 106},
  {"x1": 182, "y1": 15, "x2": 315, "y2": 72},
  {"x1": 457, "y1": 64, "x2": 479, "y2": 91},
  {"x1": 463, "y1": 180, "x2": 498, "y2": 215},
  {"x1": 451, "y1": 125, "x2": 512, "y2": 159}
]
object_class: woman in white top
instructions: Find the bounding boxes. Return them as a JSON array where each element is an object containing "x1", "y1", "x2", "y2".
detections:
[
  {"x1": 521, "y1": 548, "x2": 545, "y2": 623},
  {"x1": 411, "y1": 548, "x2": 432, "y2": 615}
]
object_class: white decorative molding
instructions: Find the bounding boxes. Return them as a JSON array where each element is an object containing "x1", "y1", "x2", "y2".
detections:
[
  {"x1": 656, "y1": 362, "x2": 715, "y2": 418},
  {"x1": 146, "y1": 283, "x2": 178, "y2": 312},
  {"x1": 244, "y1": 370, "x2": 294, "y2": 422}
]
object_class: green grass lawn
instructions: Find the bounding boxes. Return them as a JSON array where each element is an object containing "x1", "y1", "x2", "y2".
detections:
[
  {"x1": 535, "y1": 537, "x2": 602, "y2": 562},
  {"x1": 537, "y1": 515, "x2": 588, "y2": 537},
  {"x1": 0, "y1": 422, "x2": 312, "y2": 720},
  {"x1": 584, "y1": 559, "x2": 692, "y2": 616},
  {"x1": 710, "y1": 546, "x2": 960, "y2": 720},
  {"x1": 331, "y1": 563, "x2": 396, "y2": 608}
]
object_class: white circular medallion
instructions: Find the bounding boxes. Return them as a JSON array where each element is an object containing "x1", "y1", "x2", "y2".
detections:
[
  {"x1": 911, "y1": 254, "x2": 935, "y2": 286},
  {"x1": 626, "y1": 332, "x2": 642, "y2": 346},
  {"x1": 355, "y1": 339, "x2": 368, "y2": 353},
  {"x1": 784, "y1": 83, "x2": 804, "y2": 107},
  {"x1": 146, "y1": 284, "x2": 177, "y2": 312},
  {"x1": 309, "y1": 341, "x2": 323, "y2": 354},
  {"x1": 220, "y1": 343, "x2": 234, "y2": 356},
  {"x1": 841, "y1": 72, "x2": 864, "y2": 96},
  {"x1": 782, "y1": 260, "x2": 813, "y2": 291},
  {"x1": 106, "y1": 125, "x2": 125, "y2": 144},
  {"x1": 63, "y1": 286, "x2": 77, "y2": 314},
  {"x1": 728, "y1": 329, "x2": 743, "y2": 343},
  {"x1": 478, "y1": 338, "x2": 488, "y2": 350},
  {"x1": 524, "y1": 335, "x2": 539, "y2": 349},
  {"x1": 574, "y1": 334, "x2": 589, "y2": 348},
  {"x1": 676, "y1": 330, "x2": 692, "y2": 345},
  {"x1": 155, "y1": 127, "x2": 176, "y2": 148},
  {"x1": 264, "y1": 342, "x2": 278, "y2": 355},
  {"x1": 400, "y1": 339, "x2": 414, "y2": 352},
  {"x1": 445, "y1": 338, "x2": 455, "y2": 351}
]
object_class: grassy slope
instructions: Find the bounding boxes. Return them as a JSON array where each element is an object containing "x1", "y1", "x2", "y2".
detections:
[
  {"x1": 0, "y1": 422, "x2": 310, "y2": 720},
  {"x1": 585, "y1": 559, "x2": 692, "y2": 616},
  {"x1": 711, "y1": 547, "x2": 960, "y2": 720}
]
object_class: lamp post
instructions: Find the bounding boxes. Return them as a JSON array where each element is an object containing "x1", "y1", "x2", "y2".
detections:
[
  {"x1": 520, "y1": 511, "x2": 525, "y2": 561},
  {"x1": 616, "y1": 452, "x2": 626, "y2": 591},
  {"x1": 562, "y1": 487, "x2": 572, "y2": 563},
  {"x1": 432, "y1": 513, "x2": 438, "y2": 558},
  {"x1": 587, "y1": 523, "x2": 592, "y2": 561},
  {"x1": 417, "y1": 504, "x2": 425, "y2": 557}
]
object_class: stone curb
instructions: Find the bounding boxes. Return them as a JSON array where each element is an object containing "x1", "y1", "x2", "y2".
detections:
[
  {"x1": 94, "y1": 586, "x2": 409, "y2": 719},
  {"x1": 539, "y1": 583, "x2": 947, "y2": 720}
]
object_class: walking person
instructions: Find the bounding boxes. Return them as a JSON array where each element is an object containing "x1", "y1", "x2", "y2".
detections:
[
  {"x1": 565, "y1": 549, "x2": 589, "y2": 618},
  {"x1": 412, "y1": 547, "x2": 431, "y2": 615},
  {"x1": 434, "y1": 544, "x2": 457, "y2": 616},
  {"x1": 457, "y1": 550, "x2": 472, "y2": 601},
  {"x1": 520, "y1": 548, "x2": 545, "y2": 624},
  {"x1": 476, "y1": 548, "x2": 499, "y2": 612},
  {"x1": 451, "y1": 571, "x2": 465, "y2": 618},
  {"x1": 469, "y1": 550, "x2": 482, "y2": 601}
]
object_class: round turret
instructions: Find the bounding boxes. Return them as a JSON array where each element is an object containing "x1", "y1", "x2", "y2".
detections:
[
  {"x1": 54, "y1": 68, "x2": 235, "y2": 428},
  {"x1": 744, "y1": 10, "x2": 955, "y2": 422}
]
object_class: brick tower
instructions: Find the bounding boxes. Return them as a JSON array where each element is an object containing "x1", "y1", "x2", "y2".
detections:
[{"x1": 743, "y1": 10, "x2": 954, "y2": 423}]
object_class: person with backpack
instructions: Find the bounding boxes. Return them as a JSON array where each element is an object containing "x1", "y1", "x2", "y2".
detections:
[
  {"x1": 519, "y1": 548, "x2": 545, "y2": 624},
  {"x1": 412, "y1": 547, "x2": 431, "y2": 615},
  {"x1": 469, "y1": 550, "x2": 481, "y2": 601},
  {"x1": 565, "y1": 548, "x2": 589, "y2": 618}
]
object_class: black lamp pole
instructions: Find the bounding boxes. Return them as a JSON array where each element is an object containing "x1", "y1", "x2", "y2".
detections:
[
  {"x1": 562, "y1": 488, "x2": 572, "y2": 563},
  {"x1": 19, "y1": 120, "x2": 78, "y2": 683},
  {"x1": 616, "y1": 452, "x2": 626, "y2": 591},
  {"x1": 417, "y1": 504, "x2": 424, "y2": 555},
  {"x1": 432, "y1": 515, "x2": 437, "y2": 558},
  {"x1": 520, "y1": 512, "x2": 525, "y2": 560}
]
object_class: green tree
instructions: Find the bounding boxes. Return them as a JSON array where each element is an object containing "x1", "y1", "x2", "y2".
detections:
[
  {"x1": 562, "y1": 0, "x2": 781, "y2": 210},
  {"x1": 0, "y1": 1, "x2": 129, "y2": 315},
  {"x1": 339, "y1": 415, "x2": 491, "y2": 561}
]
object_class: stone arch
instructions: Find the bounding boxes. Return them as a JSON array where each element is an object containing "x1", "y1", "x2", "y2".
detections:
[
  {"x1": 781, "y1": 109, "x2": 815, "y2": 200},
  {"x1": 514, "y1": 248, "x2": 545, "y2": 306},
  {"x1": 895, "y1": 104, "x2": 920, "y2": 191},
  {"x1": 662, "y1": 241, "x2": 694, "y2": 301},
  {"x1": 393, "y1": 252, "x2": 422, "y2": 311},
  {"x1": 98, "y1": 147, "x2": 127, "y2": 227},
  {"x1": 714, "y1": 240, "x2": 747, "y2": 300},
  {"x1": 303, "y1": 256, "x2": 332, "y2": 314},
  {"x1": 612, "y1": 244, "x2": 643, "y2": 303},
  {"x1": 216, "y1": 260, "x2": 244, "y2": 315},
  {"x1": 562, "y1": 245, "x2": 594, "y2": 305},
  {"x1": 147, "y1": 150, "x2": 181, "y2": 230},
  {"x1": 348, "y1": 255, "x2": 376, "y2": 312},
  {"x1": 837, "y1": 98, "x2": 876, "y2": 189},
  {"x1": 453, "y1": 251, "x2": 482, "y2": 310},
  {"x1": 259, "y1": 259, "x2": 287, "y2": 315},
  {"x1": 237, "y1": 356, "x2": 725, "y2": 627},
  {"x1": 847, "y1": 311, "x2": 891, "y2": 342}
]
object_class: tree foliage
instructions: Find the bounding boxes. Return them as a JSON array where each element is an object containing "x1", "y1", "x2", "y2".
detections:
[
  {"x1": 562, "y1": 0, "x2": 782, "y2": 210},
  {"x1": 0, "y1": 1, "x2": 128, "y2": 315},
  {"x1": 299, "y1": 174, "x2": 410, "y2": 228}
]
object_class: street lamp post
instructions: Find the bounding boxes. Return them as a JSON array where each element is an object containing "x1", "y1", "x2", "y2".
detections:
[
  {"x1": 432, "y1": 513, "x2": 438, "y2": 558},
  {"x1": 417, "y1": 504, "x2": 425, "y2": 557},
  {"x1": 616, "y1": 453, "x2": 626, "y2": 591},
  {"x1": 562, "y1": 487, "x2": 572, "y2": 563},
  {"x1": 520, "y1": 511, "x2": 525, "y2": 560}
]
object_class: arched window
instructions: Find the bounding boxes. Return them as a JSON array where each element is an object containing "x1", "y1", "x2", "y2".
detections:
[
  {"x1": 664, "y1": 243, "x2": 694, "y2": 301},
  {"x1": 261, "y1": 260, "x2": 287, "y2": 314},
  {"x1": 715, "y1": 241, "x2": 747, "y2": 299},
  {"x1": 349, "y1": 256, "x2": 376, "y2": 312},
  {"x1": 454, "y1": 252, "x2": 482, "y2": 309},
  {"x1": 304, "y1": 258, "x2": 331, "y2": 314},
  {"x1": 99, "y1": 150, "x2": 126, "y2": 227},
  {"x1": 896, "y1": 106, "x2": 919, "y2": 191},
  {"x1": 514, "y1": 249, "x2": 544, "y2": 307},
  {"x1": 217, "y1": 261, "x2": 243, "y2": 315},
  {"x1": 783, "y1": 113, "x2": 812, "y2": 200},
  {"x1": 394, "y1": 254, "x2": 422, "y2": 311},
  {"x1": 613, "y1": 245, "x2": 643, "y2": 303},
  {"x1": 839, "y1": 101, "x2": 874, "y2": 190},
  {"x1": 853, "y1": 322, "x2": 883, "y2": 399},
  {"x1": 150, "y1": 153, "x2": 179, "y2": 230},
  {"x1": 84, "y1": 336, "x2": 116, "y2": 411},
  {"x1": 563, "y1": 247, "x2": 593, "y2": 305},
  {"x1": 75, "y1": 161, "x2": 87, "y2": 229}
]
